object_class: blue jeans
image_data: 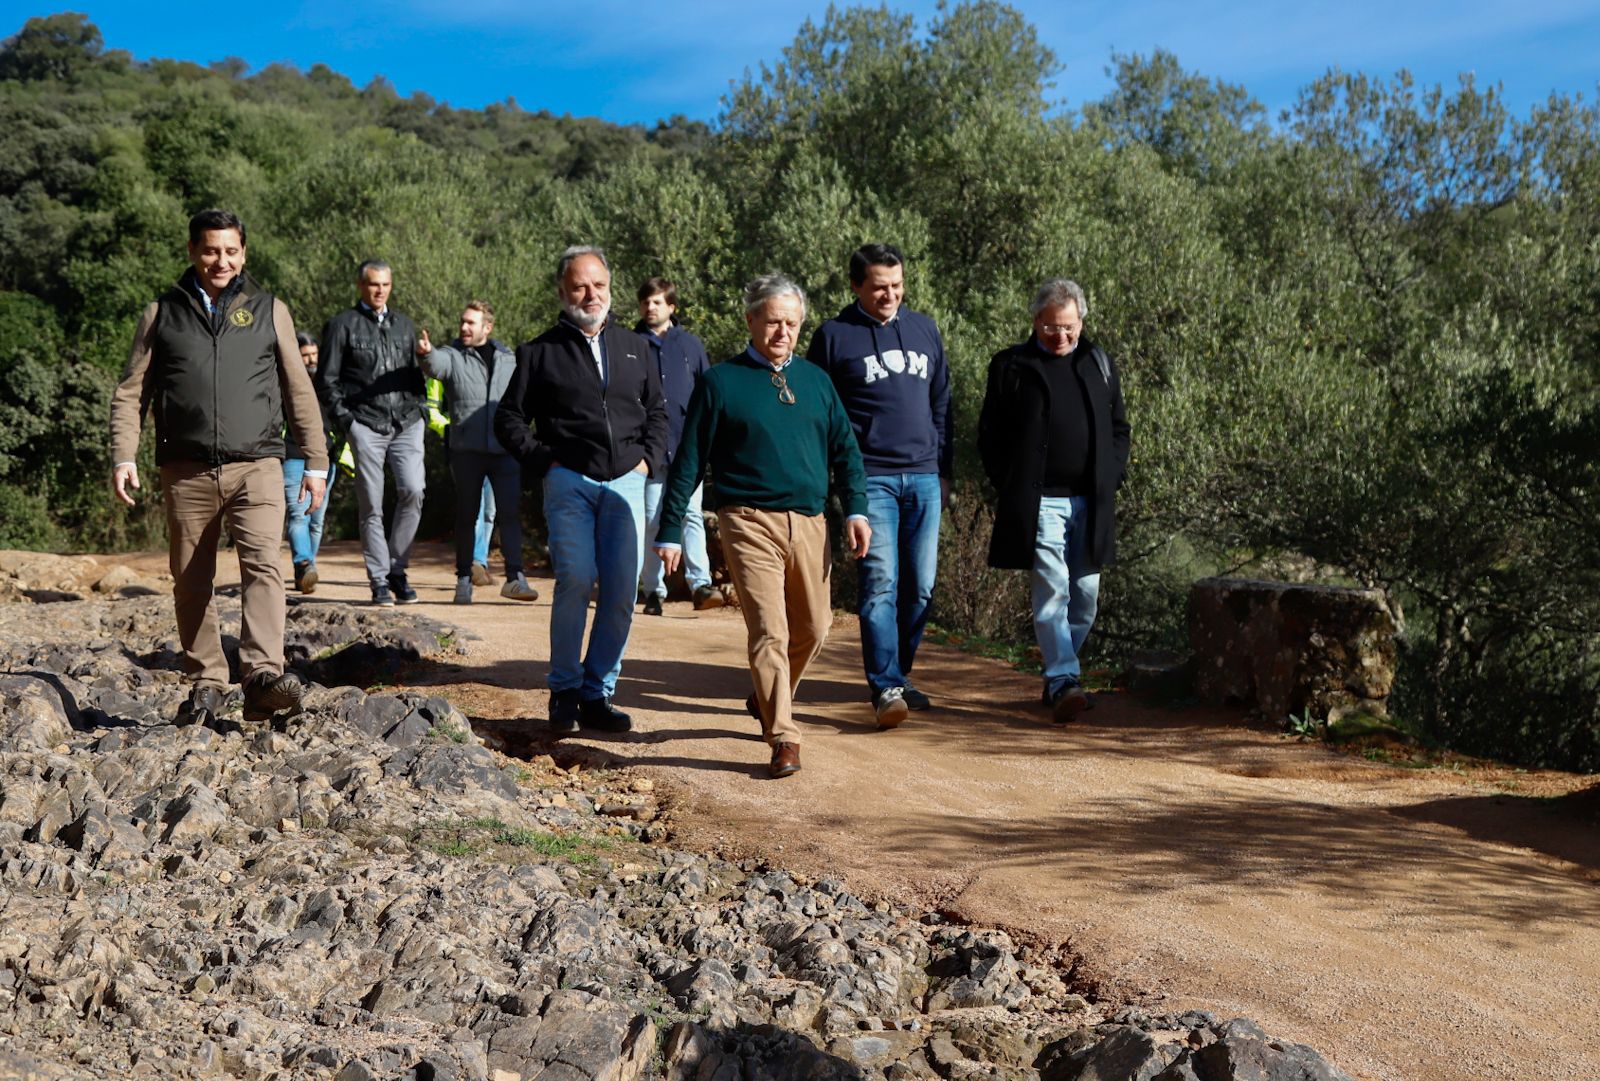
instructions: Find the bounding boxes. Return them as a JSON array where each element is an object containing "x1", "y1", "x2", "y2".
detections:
[
  {"x1": 1032, "y1": 495, "x2": 1101, "y2": 696},
  {"x1": 473, "y1": 477, "x2": 494, "y2": 567},
  {"x1": 642, "y1": 479, "x2": 711, "y2": 594},
  {"x1": 282, "y1": 458, "x2": 333, "y2": 566},
  {"x1": 543, "y1": 464, "x2": 647, "y2": 699},
  {"x1": 858, "y1": 472, "x2": 942, "y2": 695}
]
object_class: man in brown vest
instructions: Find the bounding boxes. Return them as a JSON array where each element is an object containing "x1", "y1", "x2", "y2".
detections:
[{"x1": 110, "y1": 208, "x2": 329, "y2": 727}]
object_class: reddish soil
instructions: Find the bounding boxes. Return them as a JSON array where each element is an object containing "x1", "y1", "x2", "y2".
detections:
[{"x1": 118, "y1": 540, "x2": 1600, "y2": 1081}]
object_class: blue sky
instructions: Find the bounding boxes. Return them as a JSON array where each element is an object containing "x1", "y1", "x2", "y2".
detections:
[{"x1": 23, "y1": 1, "x2": 1600, "y2": 124}]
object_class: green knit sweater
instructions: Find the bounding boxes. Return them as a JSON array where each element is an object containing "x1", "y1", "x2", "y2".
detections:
[{"x1": 657, "y1": 349, "x2": 867, "y2": 544}]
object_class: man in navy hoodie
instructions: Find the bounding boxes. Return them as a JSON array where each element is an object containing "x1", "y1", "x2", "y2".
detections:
[
  {"x1": 806, "y1": 243, "x2": 953, "y2": 729},
  {"x1": 634, "y1": 277, "x2": 723, "y2": 616}
]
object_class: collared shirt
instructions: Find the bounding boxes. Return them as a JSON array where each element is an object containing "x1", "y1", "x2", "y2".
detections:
[
  {"x1": 854, "y1": 301, "x2": 901, "y2": 328},
  {"x1": 584, "y1": 327, "x2": 605, "y2": 383},
  {"x1": 192, "y1": 278, "x2": 215, "y2": 314},
  {"x1": 359, "y1": 300, "x2": 388, "y2": 326},
  {"x1": 746, "y1": 345, "x2": 792, "y2": 371}
]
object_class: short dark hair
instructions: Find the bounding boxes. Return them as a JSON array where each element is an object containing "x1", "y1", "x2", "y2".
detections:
[
  {"x1": 848, "y1": 242, "x2": 904, "y2": 286},
  {"x1": 295, "y1": 331, "x2": 317, "y2": 349},
  {"x1": 188, "y1": 208, "x2": 246, "y2": 246},
  {"x1": 637, "y1": 277, "x2": 678, "y2": 306}
]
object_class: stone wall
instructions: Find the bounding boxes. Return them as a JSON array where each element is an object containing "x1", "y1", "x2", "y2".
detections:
[{"x1": 1188, "y1": 577, "x2": 1398, "y2": 723}]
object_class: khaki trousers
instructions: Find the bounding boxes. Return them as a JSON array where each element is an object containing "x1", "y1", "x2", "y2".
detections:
[
  {"x1": 161, "y1": 459, "x2": 288, "y2": 687},
  {"x1": 718, "y1": 507, "x2": 832, "y2": 747}
]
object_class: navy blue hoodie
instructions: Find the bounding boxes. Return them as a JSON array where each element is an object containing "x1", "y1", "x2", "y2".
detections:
[
  {"x1": 804, "y1": 303, "x2": 953, "y2": 477},
  {"x1": 634, "y1": 320, "x2": 710, "y2": 465}
]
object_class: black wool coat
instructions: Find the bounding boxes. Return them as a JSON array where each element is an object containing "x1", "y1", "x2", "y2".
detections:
[{"x1": 976, "y1": 336, "x2": 1131, "y2": 571}]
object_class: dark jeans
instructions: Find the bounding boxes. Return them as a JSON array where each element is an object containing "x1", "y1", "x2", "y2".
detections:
[{"x1": 450, "y1": 451, "x2": 523, "y2": 578}]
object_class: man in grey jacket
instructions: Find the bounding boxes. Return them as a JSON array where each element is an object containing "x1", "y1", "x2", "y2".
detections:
[
  {"x1": 316, "y1": 259, "x2": 428, "y2": 606},
  {"x1": 418, "y1": 300, "x2": 536, "y2": 605}
]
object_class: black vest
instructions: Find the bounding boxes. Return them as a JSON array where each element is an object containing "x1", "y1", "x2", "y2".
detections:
[{"x1": 149, "y1": 273, "x2": 285, "y2": 466}]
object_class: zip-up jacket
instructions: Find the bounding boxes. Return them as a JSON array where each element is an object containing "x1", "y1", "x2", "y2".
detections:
[
  {"x1": 421, "y1": 338, "x2": 516, "y2": 455},
  {"x1": 316, "y1": 303, "x2": 425, "y2": 435},
  {"x1": 804, "y1": 303, "x2": 954, "y2": 478},
  {"x1": 494, "y1": 315, "x2": 667, "y2": 481},
  {"x1": 634, "y1": 320, "x2": 710, "y2": 465},
  {"x1": 110, "y1": 269, "x2": 328, "y2": 471}
]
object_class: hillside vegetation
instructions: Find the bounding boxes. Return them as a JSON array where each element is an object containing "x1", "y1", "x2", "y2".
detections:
[{"x1": 2, "y1": 8, "x2": 1597, "y2": 768}]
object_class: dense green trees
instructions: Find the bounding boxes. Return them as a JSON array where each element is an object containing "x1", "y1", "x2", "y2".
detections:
[{"x1": 2, "y1": 8, "x2": 1595, "y2": 767}]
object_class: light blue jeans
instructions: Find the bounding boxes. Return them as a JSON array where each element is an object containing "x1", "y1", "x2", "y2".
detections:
[
  {"x1": 282, "y1": 457, "x2": 333, "y2": 566},
  {"x1": 1032, "y1": 495, "x2": 1100, "y2": 696},
  {"x1": 642, "y1": 479, "x2": 711, "y2": 595},
  {"x1": 858, "y1": 472, "x2": 942, "y2": 695},
  {"x1": 473, "y1": 477, "x2": 494, "y2": 567},
  {"x1": 543, "y1": 464, "x2": 647, "y2": 700}
]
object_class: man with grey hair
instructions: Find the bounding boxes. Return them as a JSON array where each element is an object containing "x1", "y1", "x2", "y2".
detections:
[
  {"x1": 655, "y1": 273, "x2": 870, "y2": 778},
  {"x1": 317, "y1": 259, "x2": 428, "y2": 606},
  {"x1": 978, "y1": 278, "x2": 1130, "y2": 725},
  {"x1": 496, "y1": 245, "x2": 667, "y2": 734}
]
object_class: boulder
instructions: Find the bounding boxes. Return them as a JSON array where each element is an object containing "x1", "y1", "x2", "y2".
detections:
[{"x1": 1187, "y1": 577, "x2": 1397, "y2": 723}]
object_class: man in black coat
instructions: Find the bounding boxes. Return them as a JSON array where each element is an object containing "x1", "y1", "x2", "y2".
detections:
[
  {"x1": 494, "y1": 245, "x2": 667, "y2": 734},
  {"x1": 977, "y1": 278, "x2": 1131, "y2": 725}
]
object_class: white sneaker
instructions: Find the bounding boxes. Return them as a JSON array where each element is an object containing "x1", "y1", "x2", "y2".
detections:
[
  {"x1": 501, "y1": 573, "x2": 540, "y2": 602},
  {"x1": 454, "y1": 576, "x2": 473, "y2": 605},
  {"x1": 874, "y1": 686, "x2": 909, "y2": 730}
]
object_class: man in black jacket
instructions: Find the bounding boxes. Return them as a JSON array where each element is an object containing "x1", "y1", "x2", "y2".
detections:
[
  {"x1": 495, "y1": 246, "x2": 667, "y2": 734},
  {"x1": 316, "y1": 260, "x2": 427, "y2": 606},
  {"x1": 978, "y1": 279, "x2": 1131, "y2": 725}
]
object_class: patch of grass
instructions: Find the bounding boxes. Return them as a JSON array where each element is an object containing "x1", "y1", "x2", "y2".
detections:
[
  {"x1": 924, "y1": 623, "x2": 1042, "y2": 674},
  {"x1": 414, "y1": 817, "x2": 604, "y2": 866}
]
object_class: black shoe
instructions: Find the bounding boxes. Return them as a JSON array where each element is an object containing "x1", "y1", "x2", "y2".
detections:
[
  {"x1": 902, "y1": 683, "x2": 931, "y2": 711},
  {"x1": 242, "y1": 671, "x2": 306, "y2": 723},
  {"x1": 371, "y1": 583, "x2": 395, "y2": 607},
  {"x1": 693, "y1": 584, "x2": 726, "y2": 611},
  {"x1": 293, "y1": 561, "x2": 317, "y2": 594},
  {"x1": 578, "y1": 696, "x2": 632, "y2": 732},
  {"x1": 387, "y1": 573, "x2": 418, "y2": 604},
  {"x1": 642, "y1": 592, "x2": 664, "y2": 616},
  {"x1": 176, "y1": 684, "x2": 233, "y2": 727},
  {"x1": 1050, "y1": 682, "x2": 1089, "y2": 726},
  {"x1": 549, "y1": 689, "x2": 580, "y2": 733}
]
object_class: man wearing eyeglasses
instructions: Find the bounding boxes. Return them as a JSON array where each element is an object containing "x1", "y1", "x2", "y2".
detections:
[
  {"x1": 654, "y1": 274, "x2": 870, "y2": 778},
  {"x1": 806, "y1": 243, "x2": 953, "y2": 729},
  {"x1": 495, "y1": 246, "x2": 667, "y2": 735},
  {"x1": 978, "y1": 279, "x2": 1130, "y2": 726}
]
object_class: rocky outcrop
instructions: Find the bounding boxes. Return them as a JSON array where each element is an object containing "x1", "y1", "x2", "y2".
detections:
[
  {"x1": 0, "y1": 583, "x2": 1353, "y2": 1080},
  {"x1": 1188, "y1": 577, "x2": 1398, "y2": 723}
]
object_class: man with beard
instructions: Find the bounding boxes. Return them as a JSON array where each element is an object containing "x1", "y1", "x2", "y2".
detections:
[
  {"x1": 495, "y1": 246, "x2": 667, "y2": 733},
  {"x1": 110, "y1": 208, "x2": 327, "y2": 726}
]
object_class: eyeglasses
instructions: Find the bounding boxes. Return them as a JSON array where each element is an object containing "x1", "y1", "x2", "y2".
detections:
[
  {"x1": 1040, "y1": 323, "x2": 1081, "y2": 336},
  {"x1": 771, "y1": 370, "x2": 796, "y2": 405}
]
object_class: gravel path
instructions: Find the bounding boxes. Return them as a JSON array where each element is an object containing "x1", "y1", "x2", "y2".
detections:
[{"x1": 181, "y1": 540, "x2": 1600, "y2": 1081}]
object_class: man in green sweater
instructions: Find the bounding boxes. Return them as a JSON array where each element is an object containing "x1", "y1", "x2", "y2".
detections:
[{"x1": 655, "y1": 273, "x2": 871, "y2": 778}]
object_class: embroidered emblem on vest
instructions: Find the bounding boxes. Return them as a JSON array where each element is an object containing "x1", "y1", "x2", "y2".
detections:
[{"x1": 230, "y1": 309, "x2": 254, "y2": 327}]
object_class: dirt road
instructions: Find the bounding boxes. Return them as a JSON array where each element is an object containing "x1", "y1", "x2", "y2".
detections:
[{"x1": 184, "y1": 540, "x2": 1600, "y2": 1080}]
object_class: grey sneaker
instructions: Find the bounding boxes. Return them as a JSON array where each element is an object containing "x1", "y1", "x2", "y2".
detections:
[
  {"x1": 454, "y1": 576, "x2": 473, "y2": 605},
  {"x1": 501, "y1": 573, "x2": 540, "y2": 602},
  {"x1": 874, "y1": 686, "x2": 909, "y2": 730}
]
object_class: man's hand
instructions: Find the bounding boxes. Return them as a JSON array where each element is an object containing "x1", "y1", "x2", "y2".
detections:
[
  {"x1": 416, "y1": 329, "x2": 432, "y2": 357},
  {"x1": 846, "y1": 517, "x2": 872, "y2": 559},
  {"x1": 112, "y1": 464, "x2": 140, "y2": 507},
  {"x1": 655, "y1": 546, "x2": 682, "y2": 576},
  {"x1": 300, "y1": 473, "x2": 327, "y2": 513}
]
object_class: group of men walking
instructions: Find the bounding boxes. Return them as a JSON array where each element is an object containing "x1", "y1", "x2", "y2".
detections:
[{"x1": 110, "y1": 209, "x2": 1131, "y2": 779}]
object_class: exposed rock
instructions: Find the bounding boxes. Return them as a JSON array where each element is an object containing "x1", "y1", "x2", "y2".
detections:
[{"x1": 1188, "y1": 577, "x2": 1398, "y2": 724}]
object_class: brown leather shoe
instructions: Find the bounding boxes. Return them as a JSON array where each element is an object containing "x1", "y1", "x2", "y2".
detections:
[
  {"x1": 1051, "y1": 683, "x2": 1090, "y2": 726},
  {"x1": 769, "y1": 741, "x2": 801, "y2": 778}
]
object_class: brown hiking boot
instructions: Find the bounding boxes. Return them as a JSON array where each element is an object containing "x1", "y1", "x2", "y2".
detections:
[
  {"x1": 769, "y1": 742, "x2": 801, "y2": 778},
  {"x1": 243, "y1": 670, "x2": 307, "y2": 723}
]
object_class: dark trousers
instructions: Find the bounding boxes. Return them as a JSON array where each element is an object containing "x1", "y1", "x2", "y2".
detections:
[{"x1": 450, "y1": 451, "x2": 523, "y2": 578}]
